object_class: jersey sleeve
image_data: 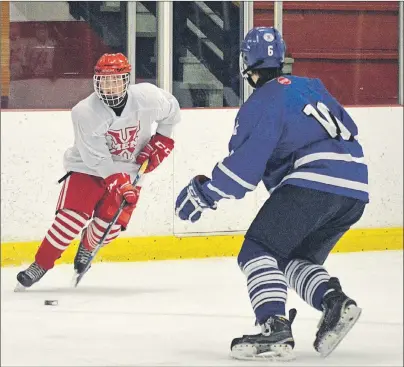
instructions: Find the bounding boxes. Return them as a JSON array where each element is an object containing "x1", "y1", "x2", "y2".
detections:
[
  {"x1": 153, "y1": 86, "x2": 181, "y2": 138},
  {"x1": 201, "y1": 100, "x2": 284, "y2": 201},
  {"x1": 71, "y1": 105, "x2": 123, "y2": 179}
]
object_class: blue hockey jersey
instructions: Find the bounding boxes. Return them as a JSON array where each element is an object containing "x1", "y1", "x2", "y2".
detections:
[{"x1": 202, "y1": 76, "x2": 369, "y2": 203}]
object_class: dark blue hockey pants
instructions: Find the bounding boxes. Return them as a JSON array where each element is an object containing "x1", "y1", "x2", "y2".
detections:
[{"x1": 240, "y1": 184, "x2": 367, "y2": 270}]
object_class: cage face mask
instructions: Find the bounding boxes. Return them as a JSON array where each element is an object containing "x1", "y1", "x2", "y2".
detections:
[
  {"x1": 94, "y1": 73, "x2": 130, "y2": 107},
  {"x1": 93, "y1": 53, "x2": 132, "y2": 107}
]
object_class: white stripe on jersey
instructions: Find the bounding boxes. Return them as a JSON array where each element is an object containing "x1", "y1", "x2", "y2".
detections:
[
  {"x1": 218, "y1": 162, "x2": 256, "y2": 191},
  {"x1": 206, "y1": 183, "x2": 235, "y2": 199},
  {"x1": 270, "y1": 171, "x2": 368, "y2": 194},
  {"x1": 294, "y1": 152, "x2": 366, "y2": 169}
]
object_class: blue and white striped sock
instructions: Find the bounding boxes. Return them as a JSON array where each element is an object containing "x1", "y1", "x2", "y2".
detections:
[
  {"x1": 285, "y1": 259, "x2": 330, "y2": 311},
  {"x1": 241, "y1": 255, "x2": 288, "y2": 324}
]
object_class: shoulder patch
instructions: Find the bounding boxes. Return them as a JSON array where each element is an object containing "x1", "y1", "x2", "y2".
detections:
[
  {"x1": 263, "y1": 33, "x2": 275, "y2": 42},
  {"x1": 277, "y1": 76, "x2": 291, "y2": 85}
]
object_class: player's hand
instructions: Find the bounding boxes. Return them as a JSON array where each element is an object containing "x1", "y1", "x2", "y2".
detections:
[
  {"x1": 105, "y1": 173, "x2": 140, "y2": 205},
  {"x1": 136, "y1": 134, "x2": 174, "y2": 173},
  {"x1": 175, "y1": 175, "x2": 217, "y2": 223}
]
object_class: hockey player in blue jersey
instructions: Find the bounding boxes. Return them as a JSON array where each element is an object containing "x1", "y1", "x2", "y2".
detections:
[{"x1": 175, "y1": 27, "x2": 368, "y2": 361}]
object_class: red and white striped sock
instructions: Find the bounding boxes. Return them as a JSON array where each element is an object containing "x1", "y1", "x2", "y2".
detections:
[
  {"x1": 83, "y1": 217, "x2": 121, "y2": 250},
  {"x1": 35, "y1": 209, "x2": 89, "y2": 270}
]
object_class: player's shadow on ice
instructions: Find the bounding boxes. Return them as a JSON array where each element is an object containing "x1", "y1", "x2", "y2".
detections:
[
  {"x1": 22, "y1": 286, "x2": 176, "y2": 296},
  {"x1": 294, "y1": 349, "x2": 390, "y2": 365}
]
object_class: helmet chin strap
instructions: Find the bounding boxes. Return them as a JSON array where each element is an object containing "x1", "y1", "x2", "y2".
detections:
[
  {"x1": 242, "y1": 59, "x2": 264, "y2": 89},
  {"x1": 246, "y1": 75, "x2": 258, "y2": 89},
  {"x1": 112, "y1": 92, "x2": 128, "y2": 108},
  {"x1": 101, "y1": 96, "x2": 121, "y2": 107},
  {"x1": 245, "y1": 66, "x2": 284, "y2": 89},
  {"x1": 101, "y1": 92, "x2": 128, "y2": 107},
  {"x1": 254, "y1": 75, "x2": 271, "y2": 89}
]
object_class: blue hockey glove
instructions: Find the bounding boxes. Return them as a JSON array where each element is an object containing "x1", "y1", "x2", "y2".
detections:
[{"x1": 175, "y1": 175, "x2": 217, "y2": 222}]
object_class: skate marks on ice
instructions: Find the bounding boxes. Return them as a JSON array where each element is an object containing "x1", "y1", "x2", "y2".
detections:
[{"x1": 1, "y1": 252, "x2": 403, "y2": 366}]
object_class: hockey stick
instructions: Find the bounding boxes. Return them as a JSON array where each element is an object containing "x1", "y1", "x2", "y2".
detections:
[{"x1": 73, "y1": 159, "x2": 149, "y2": 287}]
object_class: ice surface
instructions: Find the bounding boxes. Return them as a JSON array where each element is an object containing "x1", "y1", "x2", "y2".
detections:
[{"x1": 1, "y1": 251, "x2": 402, "y2": 366}]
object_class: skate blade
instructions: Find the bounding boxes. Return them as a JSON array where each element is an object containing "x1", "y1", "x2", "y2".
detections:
[
  {"x1": 230, "y1": 343, "x2": 295, "y2": 361},
  {"x1": 14, "y1": 282, "x2": 27, "y2": 292},
  {"x1": 318, "y1": 304, "x2": 362, "y2": 358},
  {"x1": 71, "y1": 271, "x2": 82, "y2": 288}
]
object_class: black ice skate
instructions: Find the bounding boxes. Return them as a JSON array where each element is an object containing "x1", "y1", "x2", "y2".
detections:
[
  {"x1": 15, "y1": 262, "x2": 47, "y2": 290},
  {"x1": 230, "y1": 308, "x2": 297, "y2": 361},
  {"x1": 314, "y1": 277, "x2": 362, "y2": 358},
  {"x1": 73, "y1": 230, "x2": 93, "y2": 275}
]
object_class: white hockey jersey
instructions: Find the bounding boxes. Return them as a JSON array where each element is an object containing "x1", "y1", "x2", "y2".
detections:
[{"x1": 63, "y1": 83, "x2": 180, "y2": 181}]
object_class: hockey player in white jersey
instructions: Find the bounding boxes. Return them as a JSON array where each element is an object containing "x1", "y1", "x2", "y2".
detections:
[{"x1": 17, "y1": 53, "x2": 180, "y2": 288}]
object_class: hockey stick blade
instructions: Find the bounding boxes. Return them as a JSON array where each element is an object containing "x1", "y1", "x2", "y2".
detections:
[{"x1": 73, "y1": 160, "x2": 149, "y2": 287}]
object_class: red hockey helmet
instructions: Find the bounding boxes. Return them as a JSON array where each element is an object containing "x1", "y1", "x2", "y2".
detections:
[
  {"x1": 93, "y1": 53, "x2": 131, "y2": 107},
  {"x1": 94, "y1": 53, "x2": 131, "y2": 75}
]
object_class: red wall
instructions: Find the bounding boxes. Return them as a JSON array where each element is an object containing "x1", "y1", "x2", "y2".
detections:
[
  {"x1": 5, "y1": 2, "x2": 400, "y2": 108},
  {"x1": 10, "y1": 21, "x2": 113, "y2": 80},
  {"x1": 254, "y1": 1, "x2": 399, "y2": 105}
]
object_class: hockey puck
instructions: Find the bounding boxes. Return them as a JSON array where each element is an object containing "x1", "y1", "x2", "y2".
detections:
[{"x1": 44, "y1": 300, "x2": 58, "y2": 306}]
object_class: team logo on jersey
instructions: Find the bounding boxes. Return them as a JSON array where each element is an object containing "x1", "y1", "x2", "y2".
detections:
[
  {"x1": 106, "y1": 125, "x2": 140, "y2": 160},
  {"x1": 263, "y1": 33, "x2": 275, "y2": 42},
  {"x1": 277, "y1": 76, "x2": 291, "y2": 85}
]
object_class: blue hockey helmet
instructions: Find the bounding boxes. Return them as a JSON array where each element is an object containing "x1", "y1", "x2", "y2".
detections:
[{"x1": 239, "y1": 27, "x2": 286, "y2": 82}]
